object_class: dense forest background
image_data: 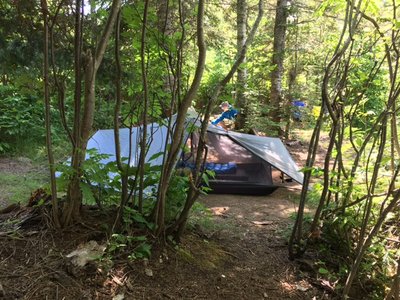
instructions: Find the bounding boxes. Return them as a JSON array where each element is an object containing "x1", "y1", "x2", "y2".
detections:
[{"x1": 1, "y1": 0, "x2": 400, "y2": 298}]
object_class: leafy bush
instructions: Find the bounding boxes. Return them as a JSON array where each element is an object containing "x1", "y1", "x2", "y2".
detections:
[
  {"x1": 107, "y1": 233, "x2": 152, "y2": 260},
  {"x1": 0, "y1": 85, "x2": 44, "y2": 153},
  {"x1": 165, "y1": 174, "x2": 189, "y2": 223},
  {"x1": 55, "y1": 149, "x2": 120, "y2": 205}
]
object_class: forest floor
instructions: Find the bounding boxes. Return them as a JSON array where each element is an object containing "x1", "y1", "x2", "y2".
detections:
[{"x1": 0, "y1": 130, "x2": 332, "y2": 300}]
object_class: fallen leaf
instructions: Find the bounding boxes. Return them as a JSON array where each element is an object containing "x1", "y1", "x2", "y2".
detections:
[
  {"x1": 112, "y1": 275, "x2": 125, "y2": 286},
  {"x1": 112, "y1": 294, "x2": 124, "y2": 300},
  {"x1": 296, "y1": 284, "x2": 309, "y2": 292},
  {"x1": 252, "y1": 221, "x2": 273, "y2": 226},
  {"x1": 145, "y1": 268, "x2": 153, "y2": 277}
]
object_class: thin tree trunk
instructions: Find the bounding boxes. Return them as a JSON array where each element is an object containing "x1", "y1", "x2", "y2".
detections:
[
  {"x1": 343, "y1": 165, "x2": 400, "y2": 298},
  {"x1": 284, "y1": 13, "x2": 299, "y2": 139},
  {"x1": 138, "y1": 0, "x2": 150, "y2": 213},
  {"x1": 41, "y1": 0, "x2": 60, "y2": 228},
  {"x1": 288, "y1": 0, "x2": 363, "y2": 258},
  {"x1": 64, "y1": 0, "x2": 83, "y2": 226},
  {"x1": 111, "y1": 10, "x2": 130, "y2": 232},
  {"x1": 236, "y1": 0, "x2": 247, "y2": 129}
]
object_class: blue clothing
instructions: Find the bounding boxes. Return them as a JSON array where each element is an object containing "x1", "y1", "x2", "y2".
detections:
[
  {"x1": 293, "y1": 100, "x2": 305, "y2": 107},
  {"x1": 292, "y1": 100, "x2": 306, "y2": 121},
  {"x1": 212, "y1": 108, "x2": 238, "y2": 125}
]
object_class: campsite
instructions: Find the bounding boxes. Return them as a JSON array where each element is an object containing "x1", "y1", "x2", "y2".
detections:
[
  {"x1": 83, "y1": 118, "x2": 303, "y2": 195},
  {"x1": 1, "y1": 0, "x2": 400, "y2": 299},
  {"x1": 0, "y1": 143, "x2": 324, "y2": 299}
]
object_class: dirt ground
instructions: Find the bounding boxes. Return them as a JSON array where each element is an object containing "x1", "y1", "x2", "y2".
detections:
[{"x1": 0, "y1": 139, "x2": 331, "y2": 300}]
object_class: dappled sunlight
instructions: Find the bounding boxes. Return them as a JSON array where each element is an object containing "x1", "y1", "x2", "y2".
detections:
[
  {"x1": 280, "y1": 280, "x2": 296, "y2": 293},
  {"x1": 201, "y1": 193, "x2": 312, "y2": 221},
  {"x1": 210, "y1": 206, "x2": 230, "y2": 216}
]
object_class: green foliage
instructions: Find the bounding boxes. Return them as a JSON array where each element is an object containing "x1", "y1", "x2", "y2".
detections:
[
  {"x1": 0, "y1": 1, "x2": 43, "y2": 84},
  {"x1": 165, "y1": 173, "x2": 189, "y2": 223},
  {"x1": 314, "y1": 212, "x2": 396, "y2": 298},
  {"x1": 93, "y1": 99, "x2": 116, "y2": 130},
  {"x1": 200, "y1": 169, "x2": 215, "y2": 195},
  {"x1": 0, "y1": 85, "x2": 44, "y2": 153},
  {"x1": 107, "y1": 233, "x2": 152, "y2": 260},
  {"x1": 2, "y1": 1, "x2": 399, "y2": 297},
  {"x1": 123, "y1": 206, "x2": 154, "y2": 230},
  {"x1": 344, "y1": 36, "x2": 386, "y2": 130},
  {"x1": 56, "y1": 149, "x2": 119, "y2": 205}
]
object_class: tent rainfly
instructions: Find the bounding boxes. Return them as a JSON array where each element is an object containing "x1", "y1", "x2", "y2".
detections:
[{"x1": 84, "y1": 118, "x2": 304, "y2": 195}]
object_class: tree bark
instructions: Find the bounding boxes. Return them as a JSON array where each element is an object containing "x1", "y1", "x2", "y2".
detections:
[
  {"x1": 284, "y1": 11, "x2": 299, "y2": 139},
  {"x1": 41, "y1": 0, "x2": 60, "y2": 228},
  {"x1": 269, "y1": 0, "x2": 288, "y2": 136},
  {"x1": 63, "y1": 0, "x2": 83, "y2": 226},
  {"x1": 138, "y1": 0, "x2": 150, "y2": 213},
  {"x1": 236, "y1": 0, "x2": 247, "y2": 129}
]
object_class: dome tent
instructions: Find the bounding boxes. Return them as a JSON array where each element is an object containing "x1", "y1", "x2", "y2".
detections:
[
  {"x1": 184, "y1": 124, "x2": 303, "y2": 195},
  {"x1": 84, "y1": 117, "x2": 303, "y2": 195}
]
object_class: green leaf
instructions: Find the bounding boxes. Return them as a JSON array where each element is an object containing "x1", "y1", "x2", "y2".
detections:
[
  {"x1": 202, "y1": 173, "x2": 210, "y2": 186},
  {"x1": 80, "y1": 182, "x2": 95, "y2": 205},
  {"x1": 132, "y1": 212, "x2": 148, "y2": 224},
  {"x1": 318, "y1": 267, "x2": 329, "y2": 275},
  {"x1": 134, "y1": 242, "x2": 152, "y2": 259},
  {"x1": 148, "y1": 152, "x2": 164, "y2": 162}
]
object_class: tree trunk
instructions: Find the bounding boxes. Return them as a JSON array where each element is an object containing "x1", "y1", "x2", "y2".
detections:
[
  {"x1": 153, "y1": 0, "x2": 206, "y2": 238},
  {"x1": 111, "y1": 11, "x2": 129, "y2": 231},
  {"x1": 63, "y1": 0, "x2": 121, "y2": 226},
  {"x1": 284, "y1": 66, "x2": 297, "y2": 138},
  {"x1": 284, "y1": 12, "x2": 299, "y2": 139},
  {"x1": 156, "y1": 0, "x2": 175, "y2": 117},
  {"x1": 41, "y1": 0, "x2": 60, "y2": 228},
  {"x1": 168, "y1": 0, "x2": 264, "y2": 242},
  {"x1": 236, "y1": 0, "x2": 247, "y2": 129},
  {"x1": 138, "y1": 0, "x2": 150, "y2": 213},
  {"x1": 269, "y1": 0, "x2": 288, "y2": 136},
  {"x1": 63, "y1": 0, "x2": 83, "y2": 226}
]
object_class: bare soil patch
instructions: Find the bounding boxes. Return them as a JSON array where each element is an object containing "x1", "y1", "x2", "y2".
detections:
[
  {"x1": 0, "y1": 187, "x2": 326, "y2": 300},
  {"x1": 0, "y1": 157, "x2": 33, "y2": 175}
]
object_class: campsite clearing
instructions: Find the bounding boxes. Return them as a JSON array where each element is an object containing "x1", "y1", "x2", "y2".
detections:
[{"x1": 0, "y1": 139, "x2": 330, "y2": 299}]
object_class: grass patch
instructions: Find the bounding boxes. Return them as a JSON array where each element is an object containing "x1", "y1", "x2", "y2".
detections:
[
  {"x1": 0, "y1": 138, "x2": 69, "y2": 206},
  {"x1": 0, "y1": 170, "x2": 47, "y2": 204}
]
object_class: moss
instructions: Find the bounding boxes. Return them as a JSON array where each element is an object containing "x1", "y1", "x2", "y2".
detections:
[{"x1": 177, "y1": 235, "x2": 229, "y2": 271}]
